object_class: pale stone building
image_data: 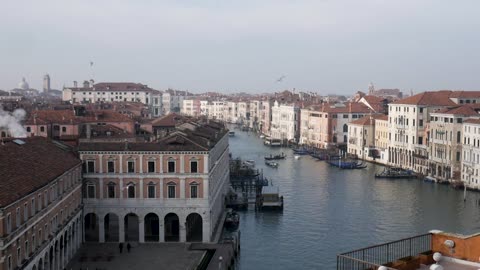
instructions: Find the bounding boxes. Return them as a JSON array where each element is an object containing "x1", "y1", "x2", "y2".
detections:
[
  {"x1": 374, "y1": 115, "x2": 390, "y2": 164},
  {"x1": 270, "y1": 101, "x2": 300, "y2": 143},
  {"x1": 462, "y1": 119, "x2": 480, "y2": 189}
]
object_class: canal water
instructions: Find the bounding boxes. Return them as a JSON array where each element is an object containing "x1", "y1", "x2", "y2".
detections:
[{"x1": 229, "y1": 129, "x2": 480, "y2": 270}]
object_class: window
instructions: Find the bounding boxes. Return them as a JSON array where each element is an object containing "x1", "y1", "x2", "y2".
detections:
[
  {"x1": 457, "y1": 131, "x2": 461, "y2": 143},
  {"x1": 62, "y1": 126, "x2": 66, "y2": 132},
  {"x1": 17, "y1": 248, "x2": 21, "y2": 266},
  {"x1": 148, "y1": 161, "x2": 155, "y2": 173},
  {"x1": 40, "y1": 126, "x2": 45, "y2": 132},
  {"x1": 37, "y1": 194, "x2": 41, "y2": 211},
  {"x1": 168, "y1": 184, "x2": 176, "y2": 198},
  {"x1": 107, "y1": 183, "x2": 115, "y2": 198},
  {"x1": 6, "y1": 213, "x2": 11, "y2": 233},
  {"x1": 7, "y1": 256, "x2": 11, "y2": 270},
  {"x1": 148, "y1": 184, "x2": 155, "y2": 198},
  {"x1": 39, "y1": 229, "x2": 42, "y2": 243},
  {"x1": 25, "y1": 241, "x2": 29, "y2": 259},
  {"x1": 16, "y1": 208, "x2": 20, "y2": 227},
  {"x1": 85, "y1": 160, "x2": 95, "y2": 173},
  {"x1": 456, "y1": 151, "x2": 461, "y2": 162},
  {"x1": 87, "y1": 184, "x2": 95, "y2": 198},
  {"x1": 457, "y1": 118, "x2": 463, "y2": 124},
  {"x1": 31, "y1": 198, "x2": 35, "y2": 214},
  {"x1": 418, "y1": 136, "x2": 423, "y2": 145},
  {"x1": 190, "y1": 160, "x2": 198, "y2": 173},
  {"x1": 24, "y1": 203, "x2": 28, "y2": 221},
  {"x1": 44, "y1": 191, "x2": 48, "y2": 205},
  {"x1": 127, "y1": 184, "x2": 135, "y2": 198},
  {"x1": 419, "y1": 120, "x2": 423, "y2": 127},
  {"x1": 26, "y1": 126, "x2": 31, "y2": 132},
  {"x1": 32, "y1": 234, "x2": 35, "y2": 251},
  {"x1": 127, "y1": 161, "x2": 135, "y2": 173},
  {"x1": 107, "y1": 160, "x2": 115, "y2": 173},
  {"x1": 190, "y1": 184, "x2": 198, "y2": 198},
  {"x1": 168, "y1": 159, "x2": 175, "y2": 173}
]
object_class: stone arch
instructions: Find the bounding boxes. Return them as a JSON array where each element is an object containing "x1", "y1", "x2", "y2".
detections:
[
  {"x1": 38, "y1": 258, "x2": 43, "y2": 270},
  {"x1": 32, "y1": 264, "x2": 37, "y2": 270},
  {"x1": 104, "y1": 213, "x2": 120, "y2": 242},
  {"x1": 84, "y1": 213, "x2": 99, "y2": 242},
  {"x1": 186, "y1": 213, "x2": 203, "y2": 242},
  {"x1": 144, "y1": 213, "x2": 160, "y2": 242},
  {"x1": 124, "y1": 213, "x2": 139, "y2": 242},
  {"x1": 164, "y1": 213, "x2": 180, "y2": 242}
]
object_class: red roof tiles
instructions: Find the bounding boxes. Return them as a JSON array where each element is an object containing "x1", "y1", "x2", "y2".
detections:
[{"x1": 0, "y1": 137, "x2": 81, "y2": 207}]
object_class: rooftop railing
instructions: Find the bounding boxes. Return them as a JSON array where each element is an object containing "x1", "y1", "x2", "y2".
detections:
[{"x1": 337, "y1": 233, "x2": 432, "y2": 270}]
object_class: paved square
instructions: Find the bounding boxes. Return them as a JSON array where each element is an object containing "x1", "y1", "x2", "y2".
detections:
[{"x1": 67, "y1": 243, "x2": 205, "y2": 270}]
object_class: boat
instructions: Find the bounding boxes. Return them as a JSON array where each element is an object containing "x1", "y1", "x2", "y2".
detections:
[
  {"x1": 264, "y1": 153, "x2": 286, "y2": 160},
  {"x1": 292, "y1": 148, "x2": 310, "y2": 155},
  {"x1": 294, "y1": 155, "x2": 301, "y2": 160},
  {"x1": 327, "y1": 159, "x2": 366, "y2": 169},
  {"x1": 375, "y1": 167, "x2": 416, "y2": 179},
  {"x1": 228, "y1": 131, "x2": 235, "y2": 137},
  {"x1": 259, "y1": 134, "x2": 266, "y2": 139},
  {"x1": 260, "y1": 186, "x2": 284, "y2": 210},
  {"x1": 264, "y1": 138, "x2": 282, "y2": 146},
  {"x1": 244, "y1": 160, "x2": 255, "y2": 168},
  {"x1": 225, "y1": 209, "x2": 240, "y2": 229},
  {"x1": 265, "y1": 160, "x2": 279, "y2": 168},
  {"x1": 310, "y1": 152, "x2": 328, "y2": 160}
]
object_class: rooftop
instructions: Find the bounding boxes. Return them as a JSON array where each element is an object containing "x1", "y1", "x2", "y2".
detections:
[{"x1": 0, "y1": 137, "x2": 81, "y2": 208}]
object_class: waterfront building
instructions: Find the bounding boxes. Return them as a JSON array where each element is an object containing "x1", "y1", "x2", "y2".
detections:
[
  {"x1": 299, "y1": 106, "x2": 322, "y2": 147},
  {"x1": 260, "y1": 100, "x2": 273, "y2": 136},
  {"x1": 223, "y1": 101, "x2": 239, "y2": 123},
  {"x1": 428, "y1": 105, "x2": 479, "y2": 183},
  {"x1": 181, "y1": 99, "x2": 201, "y2": 117},
  {"x1": 373, "y1": 115, "x2": 389, "y2": 164},
  {"x1": 388, "y1": 91, "x2": 457, "y2": 173},
  {"x1": 270, "y1": 101, "x2": 300, "y2": 143},
  {"x1": 249, "y1": 100, "x2": 262, "y2": 131},
  {"x1": 0, "y1": 137, "x2": 83, "y2": 270},
  {"x1": 78, "y1": 119, "x2": 229, "y2": 243},
  {"x1": 299, "y1": 102, "x2": 370, "y2": 149},
  {"x1": 462, "y1": 118, "x2": 480, "y2": 189},
  {"x1": 347, "y1": 115, "x2": 385, "y2": 160},
  {"x1": 209, "y1": 101, "x2": 226, "y2": 121}
]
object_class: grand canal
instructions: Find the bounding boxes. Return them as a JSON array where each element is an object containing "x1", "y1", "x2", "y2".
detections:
[{"x1": 229, "y1": 129, "x2": 480, "y2": 270}]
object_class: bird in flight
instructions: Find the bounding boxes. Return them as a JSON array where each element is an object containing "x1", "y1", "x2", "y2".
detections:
[{"x1": 276, "y1": 75, "x2": 286, "y2": 83}]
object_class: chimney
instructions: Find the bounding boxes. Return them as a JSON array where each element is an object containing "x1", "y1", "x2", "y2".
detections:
[
  {"x1": 73, "y1": 81, "x2": 78, "y2": 87},
  {"x1": 86, "y1": 124, "x2": 91, "y2": 139},
  {"x1": 83, "y1": 80, "x2": 89, "y2": 88}
]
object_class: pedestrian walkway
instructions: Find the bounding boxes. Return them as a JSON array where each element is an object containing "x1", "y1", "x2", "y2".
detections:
[{"x1": 66, "y1": 242, "x2": 205, "y2": 270}]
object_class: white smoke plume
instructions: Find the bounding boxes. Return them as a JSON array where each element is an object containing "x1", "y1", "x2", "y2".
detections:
[{"x1": 0, "y1": 107, "x2": 27, "y2": 138}]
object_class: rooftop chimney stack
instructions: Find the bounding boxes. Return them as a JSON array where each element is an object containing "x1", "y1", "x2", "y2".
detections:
[{"x1": 83, "y1": 80, "x2": 89, "y2": 88}]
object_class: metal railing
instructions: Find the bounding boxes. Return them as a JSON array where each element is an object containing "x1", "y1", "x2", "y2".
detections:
[{"x1": 337, "y1": 233, "x2": 432, "y2": 270}]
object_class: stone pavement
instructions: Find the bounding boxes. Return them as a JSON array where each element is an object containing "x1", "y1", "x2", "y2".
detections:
[{"x1": 66, "y1": 242, "x2": 205, "y2": 270}]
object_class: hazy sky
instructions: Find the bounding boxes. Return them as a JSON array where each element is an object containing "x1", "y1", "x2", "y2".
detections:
[{"x1": 1, "y1": 0, "x2": 480, "y2": 94}]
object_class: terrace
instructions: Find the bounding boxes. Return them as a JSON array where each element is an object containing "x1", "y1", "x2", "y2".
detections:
[{"x1": 337, "y1": 230, "x2": 480, "y2": 270}]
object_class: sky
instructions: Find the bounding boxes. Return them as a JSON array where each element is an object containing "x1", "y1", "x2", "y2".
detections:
[{"x1": 1, "y1": 0, "x2": 480, "y2": 95}]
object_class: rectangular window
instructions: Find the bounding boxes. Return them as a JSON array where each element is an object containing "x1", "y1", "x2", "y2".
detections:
[
  {"x1": 148, "y1": 185, "x2": 155, "y2": 198},
  {"x1": 17, "y1": 248, "x2": 21, "y2": 266},
  {"x1": 148, "y1": 161, "x2": 155, "y2": 173},
  {"x1": 16, "y1": 208, "x2": 20, "y2": 227},
  {"x1": 127, "y1": 185, "x2": 135, "y2": 198},
  {"x1": 108, "y1": 185, "x2": 115, "y2": 198},
  {"x1": 456, "y1": 152, "x2": 460, "y2": 162},
  {"x1": 7, "y1": 256, "x2": 11, "y2": 270},
  {"x1": 25, "y1": 241, "x2": 29, "y2": 259},
  {"x1": 87, "y1": 160, "x2": 95, "y2": 173},
  {"x1": 38, "y1": 194, "x2": 41, "y2": 211},
  {"x1": 24, "y1": 203, "x2": 28, "y2": 221},
  {"x1": 107, "y1": 161, "x2": 115, "y2": 173},
  {"x1": 40, "y1": 126, "x2": 45, "y2": 132},
  {"x1": 32, "y1": 235, "x2": 35, "y2": 251},
  {"x1": 168, "y1": 185, "x2": 176, "y2": 198},
  {"x1": 87, "y1": 185, "x2": 95, "y2": 198},
  {"x1": 191, "y1": 185, "x2": 198, "y2": 198},
  {"x1": 418, "y1": 137, "x2": 423, "y2": 145},
  {"x1": 44, "y1": 191, "x2": 48, "y2": 205},
  {"x1": 168, "y1": 161, "x2": 175, "y2": 173},
  {"x1": 127, "y1": 161, "x2": 135, "y2": 173},
  {"x1": 190, "y1": 161, "x2": 198, "y2": 173},
  {"x1": 6, "y1": 213, "x2": 11, "y2": 233},
  {"x1": 31, "y1": 198, "x2": 35, "y2": 214}
]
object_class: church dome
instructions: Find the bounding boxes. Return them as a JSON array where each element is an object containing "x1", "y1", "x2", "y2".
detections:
[{"x1": 18, "y1": 77, "x2": 29, "y2": 90}]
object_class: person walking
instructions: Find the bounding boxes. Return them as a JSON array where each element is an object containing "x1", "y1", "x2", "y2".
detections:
[
  {"x1": 127, "y1": 243, "x2": 131, "y2": 253},
  {"x1": 119, "y1": 242, "x2": 123, "y2": 253}
]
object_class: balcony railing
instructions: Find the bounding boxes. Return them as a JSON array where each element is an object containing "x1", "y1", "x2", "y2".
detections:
[{"x1": 337, "y1": 233, "x2": 432, "y2": 270}]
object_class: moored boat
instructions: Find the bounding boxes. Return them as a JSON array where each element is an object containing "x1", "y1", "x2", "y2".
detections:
[
  {"x1": 264, "y1": 153, "x2": 286, "y2": 160},
  {"x1": 375, "y1": 167, "x2": 416, "y2": 179},
  {"x1": 225, "y1": 209, "x2": 240, "y2": 229},
  {"x1": 292, "y1": 148, "x2": 310, "y2": 155},
  {"x1": 229, "y1": 131, "x2": 235, "y2": 137}
]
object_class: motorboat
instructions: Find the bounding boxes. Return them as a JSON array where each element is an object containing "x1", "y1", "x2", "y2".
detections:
[
  {"x1": 375, "y1": 167, "x2": 416, "y2": 179},
  {"x1": 228, "y1": 131, "x2": 235, "y2": 137},
  {"x1": 265, "y1": 160, "x2": 279, "y2": 168}
]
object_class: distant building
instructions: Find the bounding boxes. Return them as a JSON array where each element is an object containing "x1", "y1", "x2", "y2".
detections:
[{"x1": 43, "y1": 74, "x2": 51, "y2": 93}]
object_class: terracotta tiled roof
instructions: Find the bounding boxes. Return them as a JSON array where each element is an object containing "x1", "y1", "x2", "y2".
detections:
[
  {"x1": 93, "y1": 82, "x2": 151, "y2": 91},
  {"x1": 349, "y1": 114, "x2": 386, "y2": 126},
  {"x1": 0, "y1": 137, "x2": 81, "y2": 207},
  {"x1": 321, "y1": 102, "x2": 372, "y2": 113},
  {"x1": 435, "y1": 105, "x2": 479, "y2": 116},
  {"x1": 375, "y1": 115, "x2": 389, "y2": 121},
  {"x1": 24, "y1": 109, "x2": 134, "y2": 125},
  {"x1": 448, "y1": 91, "x2": 480, "y2": 98},
  {"x1": 464, "y1": 119, "x2": 480, "y2": 124},
  {"x1": 150, "y1": 113, "x2": 187, "y2": 127},
  {"x1": 392, "y1": 91, "x2": 457, "y2": 106}
]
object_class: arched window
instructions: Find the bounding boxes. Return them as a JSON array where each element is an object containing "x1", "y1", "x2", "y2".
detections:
[
  {"x1": 127, "y1": 183, "x2": 135, "y2": 198},
  {"x1": 343, "y1": 124, "x2": 348, "y2": 132}
]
